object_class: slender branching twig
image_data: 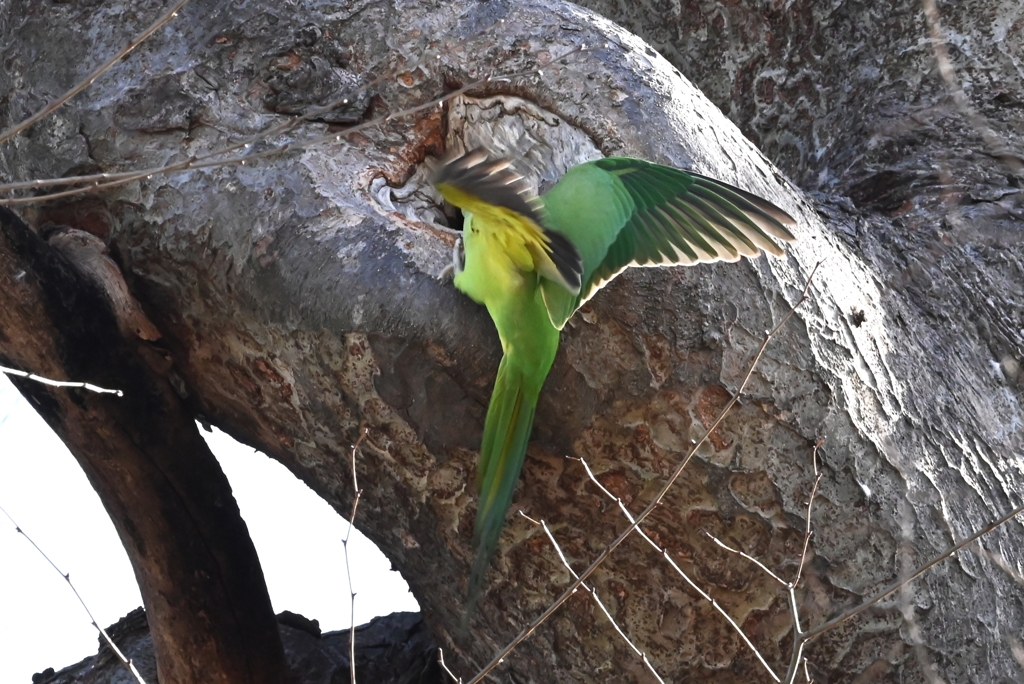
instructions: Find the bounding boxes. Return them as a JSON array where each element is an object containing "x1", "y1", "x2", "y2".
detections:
[
  {"x1": 0, "y1": 503, "x2": 147, "y2": 684},
  {"x1": 465, "y1": 262, "x2": 823, "y2": 684},
  {"x1": 0, "y1": 76, "x2": 482, "y2": 205},
  {"x1": 0, "y1": 45, "x2": 434, "y2": 197},
  {"x1": 438, "y1": 648, "x2": 464, "y2": 683},
  {"x1": 0, "y1": 47, "x2": 591, "y2": 206},
  {"x1": 793, "y1": 440, "x2": 824, "y2": 589},
  {"x1": 720, "y1": 497, "x2": 1024, "y2": 682},
  {"x1": 7, "y1": 5, "x2": 1020, "y2": 682},
  {"x1": 921, "y1": 0, "x2": 1022, "y2": 172},
  {"x1": 342, "y1": 427, "x2": 369, "y2": 684},
  {"x1": 706, "y1": 443, "x2": 824, "y2": 683},
  {"x1": 706, "y1": 532, "x2": 789, "y2": 588},
  {"x1": 519, "y1": 511, "x2": 666, "y2": 684},
  {"x1": 897, "y1": 504, "x2": 948, "y2": 684},
  {"x1": 969, "y1": 540, "x2": 1024, "y2": 589},
  {"x1": 1, "y1": 364, "x2": 123, "y2": 396},
  {"x1": 677, "y1": 439, "x2": 1024, "y2": 684},
  {"x1": 800, "y1": 501, "x2": 1024, "y2": 644},
  {"x1": 576, "y1": 459, "x2": 780, "y2": 681}
]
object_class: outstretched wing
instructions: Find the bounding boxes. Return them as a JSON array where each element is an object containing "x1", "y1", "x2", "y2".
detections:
[{"x1": 539, "y1": 157, "x2": 797, "y2": 329}]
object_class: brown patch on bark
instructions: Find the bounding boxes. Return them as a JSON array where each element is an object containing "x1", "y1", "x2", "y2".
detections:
[{"x1": 696, "y1": 384, "x2": 733, "y2": 451}]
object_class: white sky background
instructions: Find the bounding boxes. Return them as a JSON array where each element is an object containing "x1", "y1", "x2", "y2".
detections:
[{"x1": 0, "y1": 373, "x2": 418, "y2": 682}]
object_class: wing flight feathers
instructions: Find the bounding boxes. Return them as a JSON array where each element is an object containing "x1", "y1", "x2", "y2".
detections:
[
  {"x1": 430, "y1": 151, "x2": 796, "y2": 330},
  {"x1": 568, "y1": 158, "x2": 796, "y2": 305}
]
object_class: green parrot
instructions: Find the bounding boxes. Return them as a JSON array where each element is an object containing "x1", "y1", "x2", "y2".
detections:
[{"x1": 431, "y1": 148, "x2": 796, "y2": 610}]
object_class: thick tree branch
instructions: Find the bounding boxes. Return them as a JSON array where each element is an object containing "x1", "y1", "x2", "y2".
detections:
[{"x1": 0, "y1": 207, "x2": 287, "y2": 684}]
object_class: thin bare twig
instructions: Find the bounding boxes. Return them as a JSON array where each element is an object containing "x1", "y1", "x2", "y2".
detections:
[
  {"x1": 0, "y1": 72, "x2": 500, "y2": 206},
  {"x1": 342, "y1": 427, "x2": 369, "y2": 684},
  {"x1": 897, "y1": 502, "x2": 948, "y2": 684},
  {"x1": 1007, "y1": 636, "x2": 1024, "y2": 673},
  {"x1": 921, "y1": 0, "x2": 1022, "y2": 172},
  {"x1": 800, "y1": 501, "x2": 1024, "y2": 642},
  {"x1": 0, "y1": 0, "x2": 191, "y2": 146},
  {"x1": 794, "y1": 439, "x2": 824, "y2": 589},
  {"x1": 466, "y1": 262, "x2": 822, "y2": 684},
  {"x1": 899, "y1": 587, "x2": 948, "y2": 684},
  {"x1": 782, "y1": 442, "x2": 825, "y2": 683},
  {"x1": 707, "y1": 445, "x2": 1024, "y2": 683},
  {"x1": 969, "y1": 539, "x2": 1024, "y2": 589},
  {"x1": 558, "y1": 393, "x2": 824, "y2": 684},
  {"x1": 0, "y1": 503, "x2": 147, "y2": 684},
  {"x1": 706, "y1": 526, "x2": 800, "y2": 682},
  {"x1": 577, "y1": 460, "x2": 780, "y2": 682},
  {"x1": 0, "y1": 46, "x2": 592, "y2": 206},
  {"x1": 0, "y1": 46, "x2": 425, "y2": 196},
  {"x1": 519, "y1": 511, "x2": 666, "y2": 684},
  {"x1": 698, "y1": 442, "x2": 827, "y2": 684},
  {"x1": 1, "y1": 364, "x2": 123, "y2": 396},
  {"x1": 783, "y1": 597, "x2": 807, "y2": 684},
  {"x1": 706, "y1": 532, "x2": 789, "y2": 587},
  {"x1": 438, "y1": 648, "x2": 464, "y2": 683},
  {"x1": 706, "y1": 522, "x2": 807, "y2": 682}
]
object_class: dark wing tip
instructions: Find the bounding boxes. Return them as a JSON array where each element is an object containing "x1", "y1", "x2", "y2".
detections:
[
  {"x1": 430, "y1": 147, "x2": 546, "y2": 228},
  {"x1": 433, "y1": 147, "x2": 583, "y2": 292},
  {"x1": 545, "y1": 227, "x2": 583, "y2": 293},
  {"x1": 675, "y1": 180, "x2": 794, "y2": 261},
  {"x1": 692, "y1": 175, "x2": 798, "y2": 241}
]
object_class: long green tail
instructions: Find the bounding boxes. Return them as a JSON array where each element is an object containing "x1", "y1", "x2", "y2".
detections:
[{"x1": 466, "y1": 353, "x2": 541, "y2": 616}]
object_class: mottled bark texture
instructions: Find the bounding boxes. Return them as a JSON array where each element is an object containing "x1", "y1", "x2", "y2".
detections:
[{"x1": 0, "y1": 0, "x2": 1021, "y2": 683}]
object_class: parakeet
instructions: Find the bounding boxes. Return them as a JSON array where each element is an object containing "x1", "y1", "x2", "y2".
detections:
[{"x1": 431, "y1": 148, "x2": 796, "y2": 611}]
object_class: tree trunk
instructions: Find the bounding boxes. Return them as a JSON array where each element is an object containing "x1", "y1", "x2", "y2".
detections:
[{"x1": 1, "y1": 0, "x2": 1021, "y2": 682}]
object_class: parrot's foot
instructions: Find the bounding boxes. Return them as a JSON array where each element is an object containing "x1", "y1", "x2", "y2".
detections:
[{"x1": 438, "y1": 236, "x2": 464, "y2": 281}]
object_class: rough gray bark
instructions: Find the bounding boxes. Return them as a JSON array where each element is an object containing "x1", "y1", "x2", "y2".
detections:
[
  {"x1": 576, "y1": 0, "x2": 1024, "y2": 191},
  {"x1": 1, "y1": 0, "x2": 1022, "y2": 683}
]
